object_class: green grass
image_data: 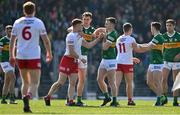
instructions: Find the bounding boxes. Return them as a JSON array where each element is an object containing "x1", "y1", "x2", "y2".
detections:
[{"x1": 0, "y1": 99, "x2": 180, "y2": 114}]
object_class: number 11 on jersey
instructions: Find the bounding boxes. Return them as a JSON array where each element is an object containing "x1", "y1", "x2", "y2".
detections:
[{"x1": 119, "y1": 43, "x2": 126, "y2": 53}]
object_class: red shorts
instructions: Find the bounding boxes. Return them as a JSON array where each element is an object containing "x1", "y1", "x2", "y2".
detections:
[
  {"x1": 116, "y1": 64, "x2": 133, "y2": 73},
  {"x1": 17, "y1": 59, "x2": 41, "y2": 69},
  {"x1": 59, "y1": 56, "x2": 78, "y2": 75}
]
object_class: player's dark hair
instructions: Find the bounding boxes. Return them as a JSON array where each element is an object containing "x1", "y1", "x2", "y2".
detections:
[
  {"x1": 151, "y1": 22, "x2": 161, "y2": 31},
  {"x1": 23, "y1": 1, "x2": 35, "y2": 15},
  {"x1": 106, "y1": 17, "x2": 117, "y2": 25},
  {"x1": 82, "y1": 12, "x2": 92, "y2": 18},
  {"x1": 166, "y1": 19, "x2": 176, "y2": 25},
  {"x1": 72, "y1": 18, "x2": 82, "y2": 26},
  {"x1": 123, "y1": 23, "x2": 132, "y2": 32}
]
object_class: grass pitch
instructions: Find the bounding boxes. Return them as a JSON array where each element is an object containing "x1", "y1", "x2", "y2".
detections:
[{"x1": 0, "y1": 99, "x2": 180, "y2": 114}]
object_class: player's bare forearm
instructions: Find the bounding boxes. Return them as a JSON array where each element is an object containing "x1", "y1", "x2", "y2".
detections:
[
  {"x1": 82, "y1": 38, "x2": 100, "y2": 49},
  {"x1": 133, "y1": 43, "x2": 152, "y2": 53},
  {"x1": 9, "y1": 36, "x2": 16, "y2": 58},
  {"x1": 41, "y1": 35, "x2": 52, "y2": 54},
  {"x1": 41, "y1": 34, "x2": 53, "y2": 63}
]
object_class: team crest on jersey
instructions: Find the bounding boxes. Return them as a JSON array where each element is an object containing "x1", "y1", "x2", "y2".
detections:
[
  {"x1": 68, "y1": 40, "x2": 74, "y2": 44},
  {"x1": 108, "y1": 36, "x2": 115, "y2": 41},
  {"x1": 120, "y1": 37, "x2": 126, "y2": 42}
]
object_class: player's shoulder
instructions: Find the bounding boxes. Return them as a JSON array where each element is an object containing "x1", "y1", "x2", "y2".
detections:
[
  {"x1": 162, "y1": 32, "x2": 168, "y2": 36},
  {"x1": 14, "y1": 17, "x2": 26, "y2": 24},
  {"x1": 32, "y1": 17, "x2": 44, "y2": 25},
  {"x1": 67, "y1": 32, "x2": 77, "y2": 39},
  {"x1": 175, "y1": 31, "x2": 180, "y2": 35},
  {"x1": 0, "y1": 36, "x2": 7, "y2": 41},
  {"x1": 90, "y1": 26, "x2": 96, "y2": 31}
]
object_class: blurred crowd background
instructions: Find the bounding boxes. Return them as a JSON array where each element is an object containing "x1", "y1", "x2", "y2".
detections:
[{"x1": 0, "y1": 0, "x2": 179, "y2": 99}]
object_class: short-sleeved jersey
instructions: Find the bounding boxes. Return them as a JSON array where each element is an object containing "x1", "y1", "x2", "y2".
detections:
[
  {"x1": 0, "y1": 36, "x2": 10, "y2": 62},
  {"x1": 64, "y1": 32, "x2": 83, "y2": 57},
  {"x1": 11, "y1": 17, "x2": 47, "y2": 59},
  {"x1": 116, "y1": 35, "x2": 135, "y2": 64},
  {"x1": 149, "y1": 34, "x2": 164, "y2": 64},
  {"x1": 102, "y1": 30, "x2": 118, "y2": 59},
  {"x1": 162, "y1": 31, "x2": 180, "y2": 62},
  {"x1": 81, "y1": 26, "x2": 95, "y2": 55}
]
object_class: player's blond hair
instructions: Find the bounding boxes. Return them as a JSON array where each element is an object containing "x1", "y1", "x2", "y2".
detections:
[{"x1": 23, "y1": 1, "x2": 35, "y2": 15}]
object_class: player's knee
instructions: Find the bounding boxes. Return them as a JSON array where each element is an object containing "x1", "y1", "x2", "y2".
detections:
[
  {"x1": 146, "y1": 80, "x2": 153, "y2": 87},
  {"x1": 97, "y1": 77, "x2": 102, "y2": 83},
  {"x1": 70, "y1": 81, "x2": 76, "y2": 87}
]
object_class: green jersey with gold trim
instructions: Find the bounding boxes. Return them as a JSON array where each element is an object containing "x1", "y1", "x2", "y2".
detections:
[
  {"x1": 162, "y1": 31, "x2": 180, "y2": 62},
  {"x1": 102, "y1": 30, "x2": 118, "y2": 59}
]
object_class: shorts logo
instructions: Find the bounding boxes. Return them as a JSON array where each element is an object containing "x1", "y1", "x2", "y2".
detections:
[
  {"x1": 60, "y1": 66, "x2": 65, "y2": 71},
  {"x1": 37, "y1": 63, "x2": 41, "y2": 68},
  {"x1": 3, "y1": 65, "x2": 8, "y2": 69},
  {"x1": 129, "y1": 68, "x2": 133, "y2": 72},
  {"x1": 154, "y1": 66, "x2": 161, "y2": 69},
  {"x1": 109, "y1": 64, "x2": 115, "y2": 67}
]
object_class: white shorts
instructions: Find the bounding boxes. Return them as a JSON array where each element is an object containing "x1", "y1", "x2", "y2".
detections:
[
  {"x1": 148, "y1": 64, "x2": 163, "y2": 72},
  {"x1": 99, "y1": 59, "x2": 117, "y2": 71},
  {"x1": 78, "y1": 55, "x2": 88, "y2": 69},
  {"x1": 0, "y1": 62, "x2": 15, "y2": 73},
  {"x1": 163, "y1": 61, "x2": 180, "y2": 70}
]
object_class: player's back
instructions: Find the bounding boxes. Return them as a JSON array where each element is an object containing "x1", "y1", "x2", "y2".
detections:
[
  {"x1": 12, "y1": 16, "x2": 46, "y2": 59},
  {"x1": 116, "y1": 35, "x2": 135, "y2": 64}
]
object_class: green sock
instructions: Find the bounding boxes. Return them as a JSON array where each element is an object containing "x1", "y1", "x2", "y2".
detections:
[
  {"x1": 113, "y1": 97, "x2": 117, "y2": 103},
  {"x1": 2, "y1": 95, "x2": 6, "y2": 100},
  {"x1": 9, "y1": 94, "x2": 15, "y2": 100},
  {"x1": 174, "y1": 96, "x2": 178, "y2": 103},
  {"x1": 103, "y1": 92, "x2": 109, "y2": 99},
  {"x1": 77, "y1": 96, "x2": 82, "y2": 103},
  {"x1": 157, "y1": 96, "x2": 161, "y2": 102}
]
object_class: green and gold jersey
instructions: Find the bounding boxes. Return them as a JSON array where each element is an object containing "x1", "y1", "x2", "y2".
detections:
[
  {"x1": 162, "y1": 31, "x2": 180, "y2": 62},
  {"x1": 150, "y1": 34, "x2": 164, "y2": 64},
  {"x1": 102, "y1": 30, "x2": 118, "y2": 59},
  {"x1": 81, "y1": 26, "x2": 95, "y2": 55},
  {"x1": 0, "y1": 36, "x2": 10, "y2": 62}
]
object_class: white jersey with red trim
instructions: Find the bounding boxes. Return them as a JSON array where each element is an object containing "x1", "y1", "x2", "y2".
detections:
[
  {"x1": 12, "y1": 17, "x2": 47, "y2": 59},
  {"x1": 116, "y1": 35, "x2": 135, "y2": 64},
  {"x1": 64, "y1": 32, "x2": 83, "y2": 57}
]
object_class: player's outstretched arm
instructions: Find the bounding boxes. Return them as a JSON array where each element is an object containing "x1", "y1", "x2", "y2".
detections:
[
  {"x1": 132, "y1": 42, "x2": 155, "y2": 53},
  {"x1": 82, "y1": 36, "x2": 102, "y2": 49},
  {"x1": 41, "y1": 34, "x2": 53, "y2": 63}
]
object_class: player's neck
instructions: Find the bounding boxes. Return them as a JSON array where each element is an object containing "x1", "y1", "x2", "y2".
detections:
[
  {"x1": 107, "y1": 28, "x2": 114, "y2": 33},
  {"x1": 83, "y1": 25, "x2": 90, "y2": 29},
  {"x1": 167, "y1": 30, "x2": 175, "y2": 35},
  {"x1": 25, "y1": 14, "x2": 34, "y2": 18},
  {"x1": 153, "y1": 31, "x2": 160, "y2": 37},
  {"x1": 72, "y1": 30, "x2": 79, "y2": 33},
  {"x1": 124, "y1": 32, "x2": 130, "y2": 36}
]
